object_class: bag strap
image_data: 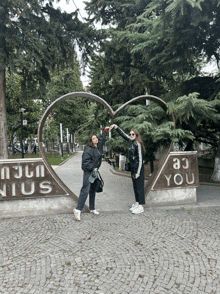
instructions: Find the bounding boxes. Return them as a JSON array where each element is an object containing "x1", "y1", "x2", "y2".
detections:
[
  {"x1": 126, "y1": 149, "x2": 129, "y2": 163},
  {"x1": 97, "y1": 171, "x2": 104, "y2": 186}
]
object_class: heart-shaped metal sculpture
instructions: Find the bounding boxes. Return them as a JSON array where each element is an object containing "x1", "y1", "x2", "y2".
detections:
[{"x1": 37, "y1": 92, "x2": 175, "y2": 202}]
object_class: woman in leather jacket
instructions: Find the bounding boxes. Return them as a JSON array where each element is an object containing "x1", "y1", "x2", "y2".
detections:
[
  {"x1": 110, "y1": 124, "x2": 146, "y2": 214},
  {"x1": 73, "y1": 127, "x2": 109, "y2": 221}
]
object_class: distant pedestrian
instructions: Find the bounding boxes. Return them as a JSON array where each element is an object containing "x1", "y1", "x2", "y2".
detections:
[
  {"x1": 73, "y1": 127, "x2": 109, "y2": 221},
  {"x1": 109, "y1": 124, "x2": 146, "y2": 214},
  {"x1": 24, "y1": 144, "x2": 28, "y2": 153},
  {"x1": 32, "y1": 144, "x2": 37, "y2": 154}
]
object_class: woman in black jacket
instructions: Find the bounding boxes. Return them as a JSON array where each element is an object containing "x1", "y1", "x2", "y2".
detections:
[
  {"x1": 110, "y1": 124, "x2": 146, "y2": 214},
  {"x1": 73, "y1": 127, "x2": 109, "y2": 221}
]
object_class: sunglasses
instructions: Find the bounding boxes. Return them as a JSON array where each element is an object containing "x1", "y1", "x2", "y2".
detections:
[{"x1": 130, "y1": 133, "x2": 135, "y2": 136}]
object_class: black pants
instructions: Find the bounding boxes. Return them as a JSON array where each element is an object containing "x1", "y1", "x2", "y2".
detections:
[
  {"x1": 76, "y1": 172, "x2": 99, "y2": 211},
  {"x1": 132, "y1": 166, "x2": 145, "y2": 205}
]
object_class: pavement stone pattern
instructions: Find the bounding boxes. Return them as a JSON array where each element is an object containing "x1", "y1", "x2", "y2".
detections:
[{"x1": 0, "y1": 207, "x2": 220, "y2": 294}]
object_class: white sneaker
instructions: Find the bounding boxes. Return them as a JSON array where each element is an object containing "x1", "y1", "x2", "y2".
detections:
[
  {"x1": 132, "y1": 205, "x2": 144, "y2": 214},
  {"x1": 90, "y1": 210, "x2": 100, "y2": 216},
  {"x1": 73, "y1": 209, "x2": 81, "y2": 221},
  {"x1": 129, "y1": 203, "x2": 139, "y2": 212}
]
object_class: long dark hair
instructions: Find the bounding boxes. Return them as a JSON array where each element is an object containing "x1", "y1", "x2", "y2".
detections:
[
  {"x1": 131, "y1": 129, "x2": 146, "y2": 154},
  {"x1": 87, "y1": 134, "x2": 98, "y2": 147}
]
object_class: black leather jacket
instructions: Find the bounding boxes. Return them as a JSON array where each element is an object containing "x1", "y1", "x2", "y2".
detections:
[
  {"x1": 115, "y1": 125, "x2": 143, "y2": 176},
  {"x1": 81, "y1": 130, "x2": 107, "y2": 172}
]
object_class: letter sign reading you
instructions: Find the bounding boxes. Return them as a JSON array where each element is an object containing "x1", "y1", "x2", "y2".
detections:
[
  {"x1": 152, "y1": 151, "x2": 199, "y2": 190},
  {"x1": 0, "y1": 158, "x2": 68, "y2": 200}
]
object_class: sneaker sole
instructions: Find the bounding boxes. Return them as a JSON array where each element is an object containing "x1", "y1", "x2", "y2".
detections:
[
  {"x1": 132, "y1": 210, "x2": 144, "y2": 214},
  {"x1": 90, "y1": 212, "x2": 100, "y2": 216},
  {"x1": 73, "y1": 209, "x2": 80, "y2": 221}
]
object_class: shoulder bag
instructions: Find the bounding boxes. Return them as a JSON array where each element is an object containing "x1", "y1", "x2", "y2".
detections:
[{"x1": 95, "y1": 171, "x2": 104, "y2": 193}]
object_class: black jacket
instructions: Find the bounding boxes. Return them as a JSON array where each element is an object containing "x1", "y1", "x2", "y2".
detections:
[
  {"x1": 115, "y1": 125, "x2": 143, "y2": 176},
  {"x1": 81, "y1": 130, "x2": 107, "y2": 172}
]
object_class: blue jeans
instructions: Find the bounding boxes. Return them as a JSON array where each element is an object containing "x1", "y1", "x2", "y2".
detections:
[{"x1": 76, "y1": 172, "x2": 99, "y2": 211}]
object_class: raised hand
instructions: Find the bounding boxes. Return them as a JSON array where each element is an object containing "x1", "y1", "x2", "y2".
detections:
[{"x1": 109, "y1": 124, "x2": 115, "y2": 131}]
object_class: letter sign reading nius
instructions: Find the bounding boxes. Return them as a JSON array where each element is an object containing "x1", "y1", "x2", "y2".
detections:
[{"x1": 0, "y1": 158, "x2": 67, "y2": 200}]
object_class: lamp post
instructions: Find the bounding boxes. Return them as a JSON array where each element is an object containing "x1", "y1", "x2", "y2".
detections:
[
  {"x1": 71, "y1": 134, "x2": 73, "y2": 152},
  {"x1": 60, "y1": 123, "x2": 63, "y2": 160},
  {"x1": 19, "y1": 108, "x2": 25, "y2": 158},
  {"x1": 66, "y1": 128, "x2": 69, "y2": 156}
]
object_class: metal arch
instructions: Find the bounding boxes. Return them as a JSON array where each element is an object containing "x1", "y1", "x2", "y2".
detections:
[
  {"x1": 37, "y1": 92, "x2": 116, "y2": 203},
  {"x1": 38, "y1": 92, "x2": 114, "y2": 142},
  {"x1": 115, "y1": 94, "x2": 175, "y2": 127},
  {"x1": 37, "y1": 91, "x2": 175, "y2": 202}
]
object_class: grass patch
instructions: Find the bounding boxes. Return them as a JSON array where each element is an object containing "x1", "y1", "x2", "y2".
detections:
[
  {"x1": 9, "y1": 153, "x2": 72, "y2": 166},
  {"x1": 46, "y1": 154, "x2": 70, "y2": 165}
]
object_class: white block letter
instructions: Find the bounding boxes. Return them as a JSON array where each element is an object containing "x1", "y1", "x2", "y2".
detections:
[
  {"x1": 25, "y1": 165, "x2": 34, "y2": 178},
  {"x1": 21, "y1": 182, "x2": 35, "y2": 195},
  {"x1": 36, "y1": 165, "x2": 45, "y2": 178},
  {"x1": 173, "y1": 158, "x2": 181, "y2": 169},
  {"x1": 0, "y1": 184, "x2": 6, "y2": 197},
  {"x1": 12, "y1": 166, "x2": 22, "y2": 179},
  {"x1": 182, "y1": 158, "x2": 189, "y2": 169},
  {"x1": 39, "y1": 181, "x2": 52, "y2": 194},
  {"x1": 1, "y1": 167, "x2": 10, "y2": 179},
  {"x1": 164, "y1": 174, "x2": 172, "y2": 187},
  {"x1": 174, "y1": 173, "x2": 184, "y2": 185},
  {"x1": 186, "y1": 172, "x2": 195, "y2": 184},
  {"x1": 12, "y1": 183, "x2": 16, "y2": 196}
]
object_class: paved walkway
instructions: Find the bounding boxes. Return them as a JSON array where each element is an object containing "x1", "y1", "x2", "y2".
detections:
[{"x1": 0, "y1": 152, "x2": 220, "y2": 294}]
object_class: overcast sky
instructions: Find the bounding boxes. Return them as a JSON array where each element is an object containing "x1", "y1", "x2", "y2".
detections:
[{"x1": 55, "y1": 0, "x2": 87, "y2": 20}]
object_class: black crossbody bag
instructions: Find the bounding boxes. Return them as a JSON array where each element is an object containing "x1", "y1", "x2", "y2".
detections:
[
  {"x1": 95, "y1": 171, "x2": 104, "y2": 193},
  {"x1": 88, "y1": 156, "x2": 104, "y2": 193}
]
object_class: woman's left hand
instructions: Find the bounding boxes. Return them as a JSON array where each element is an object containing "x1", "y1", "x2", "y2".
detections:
[{"x1": 135, "y1": 174, "x2": 140, "y2": 179}]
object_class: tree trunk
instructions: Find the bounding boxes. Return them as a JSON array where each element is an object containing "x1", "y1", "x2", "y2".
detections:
[
  {"x1": 211, "y1": 136, "x2": 220, "y2": 182},
  {"x1": 0, "y1": 68, "x2": 8, "y2": 159}
]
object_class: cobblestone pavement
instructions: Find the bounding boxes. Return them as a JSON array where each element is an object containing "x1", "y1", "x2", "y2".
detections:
[{"x1": 1, "y1": 207, "x2": 220, "y2": 294}]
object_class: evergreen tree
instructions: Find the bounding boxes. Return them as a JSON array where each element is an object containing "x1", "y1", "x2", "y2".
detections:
[
  {"x1": 108, "y1": 101, "x2": 194, "y2": 158},
  {"x1": 86, "y1": 0, "x2": 166, "y2": 105},
  {"x1": 85, "y1": 0, "x2": 220, "y2": 181},
  {"x1": 46, "y1": 62, "x2": 89, "y2": 134},
  {"x1": 77, "y1": 102, "x2": 110, "y2": 145},
  {"x1": 6, "y1": 72, "x2": 44, "y2": 149},
  {"x1": 167, "y1": 93, "x2": 220, "y2": 150},
  {"x1": 0, "y1": 0, "x2": 96, "y2": 159},
  {"x1": 117, "y1": 0, "x2": 220, "y2": 82}
]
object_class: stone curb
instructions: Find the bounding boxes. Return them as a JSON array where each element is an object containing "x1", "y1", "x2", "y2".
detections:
[
  {"x1": 58, "y1": 153, "x2": 75, "y2": 166},
  {"x1": 199, "y1": 182, "x2": 220, "y2": 186}
]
